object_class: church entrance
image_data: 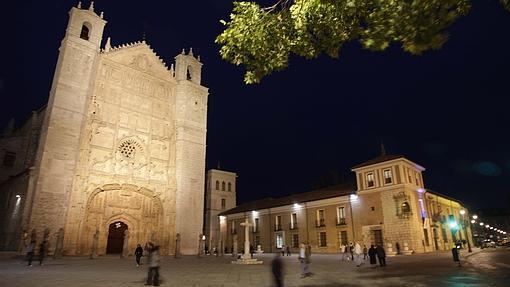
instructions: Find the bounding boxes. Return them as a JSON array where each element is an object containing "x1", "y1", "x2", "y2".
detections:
[{"x1": 106, "y1": 221, "x2": 128, "y2": 254}]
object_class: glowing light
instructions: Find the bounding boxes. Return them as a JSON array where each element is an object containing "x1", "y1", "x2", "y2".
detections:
[
  {"x1": 479, "y1": 222, "x2": 484, "y2": 226},
  {"x1": 293, "y1": 203, "x2": 302, "y2": 209},
  {"x1": 459, "y1": 209, "x2": 466, "y2": 215},
  {"x1": 219, "y1": 215, "x2": 226, "y2": 221},
  {"x1": 490, "y1": 227, "x2": 494, "y2": 230},
  {"x1": 470, "y1": 220, "x2": 475, "y2": 224},
  {"x1": 202, "y1": 235, "x2": 206, "y2": 240},
  {"x1": 15, "y1": 194, "x2": 21, "y2": 198},
  {"x1": 472, "y1": 215, "x2": 478, "y2": 220},
  {"x1": 251, "y1": 210, "x2": 258, "y2": 217},
  {"x1": 417, "y1": 188, "x2": 425, "y2": 193},
  {"x1": 350, "y1": 194, "x2": 358, "y2": 202},
  {"x1": 449, "y1": 221, "x2": 458, "y2": 229}
]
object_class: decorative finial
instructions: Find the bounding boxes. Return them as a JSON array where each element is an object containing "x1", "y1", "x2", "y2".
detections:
[
  {"x1": 100, "y1": 11, "x2": 104, "y2": 19},
  {"x1": 217, "y1": 160, "x2": 221, "y2": 170},
  {"x1": 189, "y1": 47, "x2": 194, "y2": 57},
  {"x1": 89, "y1": 1, "x2": 94, "y2": 11},
  {"x1": 380, "y1": 140, "x2": 386, "y2": 156},
  {"x1": 105, "y1": 37, "x2": 111, "y2": 52},
  {"x1": 181, "y1": 48, "x2": 185, "y2": 55},
  {"x1": 77, "y1": 1, "x2": 82, "y2": 9},
  {"x1": 197, "y1": 55, "x2": 201, "y2": 61},
  {"x1": 142, "y1": 32, "x2": 146, "y2": 42}
]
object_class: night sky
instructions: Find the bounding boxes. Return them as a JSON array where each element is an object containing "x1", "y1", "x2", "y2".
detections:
[{"x1": 1, "y1": 1, "x2": 509, "y2": 210}]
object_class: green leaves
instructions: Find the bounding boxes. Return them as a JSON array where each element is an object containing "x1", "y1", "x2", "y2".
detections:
[{"x1": 216, "y1": 0, "x2": 474, "y2": 84}]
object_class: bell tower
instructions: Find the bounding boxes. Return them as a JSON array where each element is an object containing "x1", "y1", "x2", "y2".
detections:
[
  {"x1": 25, "y1": 2, "x2": 106, "y2": 245},
  {"x1": 174, "y1": 48, "x2": 209, "y2": 254}
]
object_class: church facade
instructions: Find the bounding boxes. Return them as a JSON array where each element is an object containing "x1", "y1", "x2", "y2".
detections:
[{"x1": 0, "y1": 3, "x2": 208, "y2": 255}]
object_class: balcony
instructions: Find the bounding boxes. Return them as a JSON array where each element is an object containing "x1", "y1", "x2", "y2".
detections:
[
  {"x1": 336, "y1": 217, "x2": 347, "y2": 226},
  {"x1": 289, "y1": 223, "x2": 298, "y2": 230},
  {"x1": 274, "y1": 224, "x2": 282, "y2": 231},
  {"x1": 315, "y1": 219, "x2": 325, "y2": 228}
]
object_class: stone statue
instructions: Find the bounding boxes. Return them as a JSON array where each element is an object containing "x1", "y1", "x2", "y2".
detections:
[
  {"x1": 90, "y1": 230, "x2": 99, "y2": 259},
  {"x1": 121, "y1": 229, "x2": 130, "y2": 258},
  {"x1": 174, "y1": 233, "x2": 181, "y2": 258},
  {"x1": 197, "y1": 234, "x2": 204, "y2": 257},
  {"x1": 53, "y1": 228, "x2": 64, "y2": 259}
]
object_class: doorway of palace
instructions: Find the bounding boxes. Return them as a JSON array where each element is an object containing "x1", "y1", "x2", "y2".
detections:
[
  {"x1": 106, "y1": 221, "x2": 128, "y2": 254},
  {"x1": 373, "y1": 230, "x2": 383, "y2": 247}
]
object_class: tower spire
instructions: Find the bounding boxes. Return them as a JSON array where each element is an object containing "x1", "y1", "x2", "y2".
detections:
[{"x1": 105, "y1": 37, "x2": 111, "y2": 52}]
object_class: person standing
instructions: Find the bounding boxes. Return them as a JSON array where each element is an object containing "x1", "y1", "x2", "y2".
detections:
[
  {"x1": 299, "y1": 242, "x2": 312, "y2": 278},
  {"x1": 135, "y1": 244, "x2": 144, "y2": 267},
  {"x1": 354, "y1": 242, "x2": 363, "y2": 267},
  {"x1": 376, "y1": 244, "x2": 386, "y2": 267},
  {"x1": 286, "y1": 245, "x2": 291, "y2": 256},
  {"x1": 272, "y1": 253, "x2": 284, "y2": 287},
  {"x1": 349, "y1": 243, "x2": 354, "y2": 261},
  {"x1": 363, "y1": 245, "x2": 368, "y2": 260},
  {"x1": 38, "y1": 241, "x2": 46, "y2": 266},
  {"x1": 145, "y1": 245, "x2": 160, "y2": 286},
  {"x1": 281, "y1": 245, "x2": 285, "y2": 256},
  {"x1": 26, "y1": 241, "x2": 36, "y2": 266},
  {"x1": 368, "y1": 245, "x2": 377, "y2": 267}
]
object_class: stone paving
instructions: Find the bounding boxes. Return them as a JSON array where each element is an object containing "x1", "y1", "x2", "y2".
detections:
[{"x1": 1, "y1": 248, "x2": 509, "y2": 287}]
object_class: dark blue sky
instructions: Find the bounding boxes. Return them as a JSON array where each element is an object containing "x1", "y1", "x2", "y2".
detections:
[{"x1": 1, "y1": 1, "x2": 509, "y2": 209}]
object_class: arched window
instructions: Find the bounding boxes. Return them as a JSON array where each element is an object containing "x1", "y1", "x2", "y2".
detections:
[
  {"x1": 227, "y1": 182, "x2": 232, "y2": 192},
  {"x1": 221, "y1": 181, "x2": 226, "y2": 191},
  {"x1": 186, "y1": 67, "x2": 192, "y2": 80},
  {"x1": 80, "y1": 23, "x2": 90, "y2": 40},
  {"x1": 215, "y1": 180, "x2": 220, "y2": 190},
  {"x1": 401, "y1": 202, "x2": 411, "y2": 213}
]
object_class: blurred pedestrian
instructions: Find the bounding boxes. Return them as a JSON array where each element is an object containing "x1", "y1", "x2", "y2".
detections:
[
  {"x1": 354, "y1": 242, "x2": 363, "y2": 267},
  {"x1": 145, "y1": 245, "x2": 160, "y2": 286},
  {"x1": 376, "y1": 244, "x2": 386, "y2": 266},
  {"x1": 363, "y1": 245, "x2": 368, "y2": 260},
  {"x1": 368, "y1": 245, "x2": 377, "y2": 267},
  {"x1": 250, "y1": 244, "x2": 254, "y2": 258},
  {"x1": 26, "y1": 241, "x2": 36, "y2": 266},
  {"x1": 286, "y1": 245, "x2": 291, "y2": 256},
  {"x1": 396, "y1": 242, "x2": 401, "y2": 255},
  {"x1": 272, "y1": 253, "x2": 284, "y2": 287},
  {"x1": 299, "y1": 242, "x2": 312, "y2": 278},
  {"x1": 38, "y1": 241, "x2": 46, "y2": 266},
  {"x1": 135, "y1": 244, "x2": 144, "y2": 267},
  {"x1": 349, "y1": 243, "x2": 354, "y2": 261},
  {"x1": 281, "y1": 245, "x2": 285, "y2": 256}
]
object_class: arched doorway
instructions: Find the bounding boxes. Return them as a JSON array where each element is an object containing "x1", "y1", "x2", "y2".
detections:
[{"x1": 106, "y1": 221, "x2": 128, "y2": 254}]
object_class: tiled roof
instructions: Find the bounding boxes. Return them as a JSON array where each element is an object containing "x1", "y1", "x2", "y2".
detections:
[
  {"x1": 219, "y1": 183, "x2": 355, "y2": 216},
  {"x1": 351, "y1": 154, "x2": 405, "y2": 169}
]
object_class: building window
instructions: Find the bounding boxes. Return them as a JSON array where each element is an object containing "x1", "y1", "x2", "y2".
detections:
[
  {"x1": 186, "y1": 67, "x2": 192, "y2": 81},
  {"x1": 336, "y1": 207, "x2": 346, "y2": 225},
  {"x1": 339, "y1": 231, "x2": 348, "y2": 246},
  {"x1": 401, "y1": 202, "x2": 411, "y2": 213},
  {"x1": 228, "y1": 182, "x2": 232, "y2": 191},
  {"x1": 318, "y1": 232, "x2": 327, "y2": 247},
  {"x1": 415, "y1": 174, "x2": 420, "y2": 186},
  {"x1": 80, "y1": 23, "x2": 90, "y2": 40},
  {"x1": 275, "y1": 215, "x2": 282, "y2": 231},
  {"x1": 276, "y1": 232, "x2": 284, "y2": 249},
  {"x1": 441, "y1": 227, "x2": 448, "y2": 243},
  {"x1": 215, "y1": 180, "x2": 220, "y2": 190},
  {"x1": 383, "y1": 169, "x2": 392, "y2": 184},
  {"x1": 366, "y1": 172, "x2": 374, "y2": 187},
  {"x1": 231, "y1": 221, "x2": 236, "y2": 234},
  {"x1": 3, "y1": 151, "x2": 16, "y2": 167},
  {"x1": 408, "y1": 169, "x2": 412, "y2": 183},
  {"x1": 221, "y1": 181, "x2": 226, "y2": 191},
  {"x1": 254, "y1": 218, "x2": 259, "y2": 233},
  {"x1": 316, "y1": 209, "x2": 325, "y2": 227},
  {"x1": 292, "y1": 233, "x2": 300, "y2": 248},
  {"x1": 221, "y1": 198, "x2": 226, "y2": 210},
  {"x1": 290, "y1": 213, "x2": 298, "y2": 229},
  {"x1": 423, "y1": 229, "x2": 430, "y2": 246}
]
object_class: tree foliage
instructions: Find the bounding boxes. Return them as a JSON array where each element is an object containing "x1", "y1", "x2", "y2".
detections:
[{"x1": 216, "y1": 0, "x2": 477, "y2": 84}]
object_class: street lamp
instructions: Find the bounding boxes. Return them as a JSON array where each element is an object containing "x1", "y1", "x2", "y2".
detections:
[{"x1": 472, "y1": 215, "x2": 478, "y2": 220}]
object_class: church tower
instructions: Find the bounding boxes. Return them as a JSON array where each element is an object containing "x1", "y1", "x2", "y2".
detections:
[
  {"x1": 204, "y1": 169, "x2": 237, "y2": 253},
  {"x1": 24, "y1": 2, "x2": 106, "y2": 243},
  {"x1": 174, "y1": 49, "x2": 209, "y2": 254}
]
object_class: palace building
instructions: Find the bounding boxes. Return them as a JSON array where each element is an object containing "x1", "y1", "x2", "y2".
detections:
[
  {"x1": 218, "y1": 152, "x2": 474, "y2": 255},
  {"x1": 0, "y1": 2, "x2": 208, "y2": 255}
]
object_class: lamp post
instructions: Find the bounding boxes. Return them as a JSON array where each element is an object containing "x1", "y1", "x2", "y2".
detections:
[{"x1": 459, "y1": 210, "x2": 472, "y2": 252}]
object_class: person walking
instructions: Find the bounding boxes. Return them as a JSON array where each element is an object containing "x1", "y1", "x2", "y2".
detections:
[
  {"x1": 281, "y1": 245, "x2": 285, "y2": 256},
  {"x1": 349, "y1": 243, "x2": 354, "y2": 261},
  {"x1": 145, "y1": 245, "x2": 160, "y2": 286},
  {"x1": 135, "y1": 244, "x2": 144, "y2": 267},
  {"x1": 376, "y1": 244, "x2": 386, "y2": 267},
  {"x1": 363, "y1": 245, "x2": 368, "y2": 260},
  {"x1": 272, "y1": 253, "x2": 284, "y2": 287},
  {"x1": 299, "y1": 242, "x2": 312, "y2": 278},
  {"x1": 354, "y1": 242, "x2": 363, "y2": 267},
  {"x1": 26, "y1": 241, "x2": 36, "y2": 266},
  {"x1": 38, "y1": 241, "x2": 46, "y2": 266},
  {"x1": 368, "y1": 245, "x2": 377, "y2": 267},
  {"x1": 286, "y1": 245, "x2": 291, "y2": 256}
]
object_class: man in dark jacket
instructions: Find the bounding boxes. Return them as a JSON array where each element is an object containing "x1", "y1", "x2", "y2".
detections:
[
  {"x1": 368, "y1": 245, "x2": 377, "y2": 267},
  {"x1": 376, "y1": 245, "x2": 386, "y2": 266}
]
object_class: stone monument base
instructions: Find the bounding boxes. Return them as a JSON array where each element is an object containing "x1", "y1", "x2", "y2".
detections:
[{"x1": 231, "y1": 258, "x2": 263, "y2": 265}]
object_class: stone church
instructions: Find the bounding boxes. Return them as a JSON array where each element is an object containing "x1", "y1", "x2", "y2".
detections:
[{"x1": 0, "y1": 2, "x2": 208, "y2": 256}]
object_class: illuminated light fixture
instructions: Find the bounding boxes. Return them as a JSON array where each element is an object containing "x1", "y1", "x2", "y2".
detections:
[
  {"x1": 219, "y1": 215, "x2": 226, "y2": 221},
  {"x1": 350, "y1": 194, "x2": 359, "y2": 201},
  {"x1": 251, "y1": 210, "x2": 258, "y2": 217},
  {"x1": 202, "y1": 235, "x2": 206, "y2": 240},
  {"x1": 470, "y1": 220, "x2": 475, "y2": 224},
  {"x1": 472, "y1": 215, "x2": 478, "y2": 220},
  {"x1": 417, "y1": 188, "x2": 425, "y2": 193},
  {"x1": 479, "y1": 222, "x2": 484, "y2": 226},
  {"x1": 15, "y1": 194, "x2": 21, "y2": 198},
  {"x1": 293, "y1": 203, "x2": 301, "y2": 209},
  {"x1": 490, "y1": 227, "x2": 494, "y2": 230},
  {"x1": 459, "y1": 209, "x2": 466, "y2": 215},
  {"x1": 449, "y1": 221, "x2": 458, "y2": 229},
  {"x1": 485, "y1": 224, "x2": 489, "y2": 228}
]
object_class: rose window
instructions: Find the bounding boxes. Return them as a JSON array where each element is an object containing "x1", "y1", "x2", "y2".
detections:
[{"x1": 118, "y1": 139, "x2": 142, "y2": 159}]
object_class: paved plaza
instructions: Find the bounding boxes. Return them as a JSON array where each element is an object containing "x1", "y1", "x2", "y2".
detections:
[{"x1": 1, "y1": 248, "x2": 509, "y2": 287}]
